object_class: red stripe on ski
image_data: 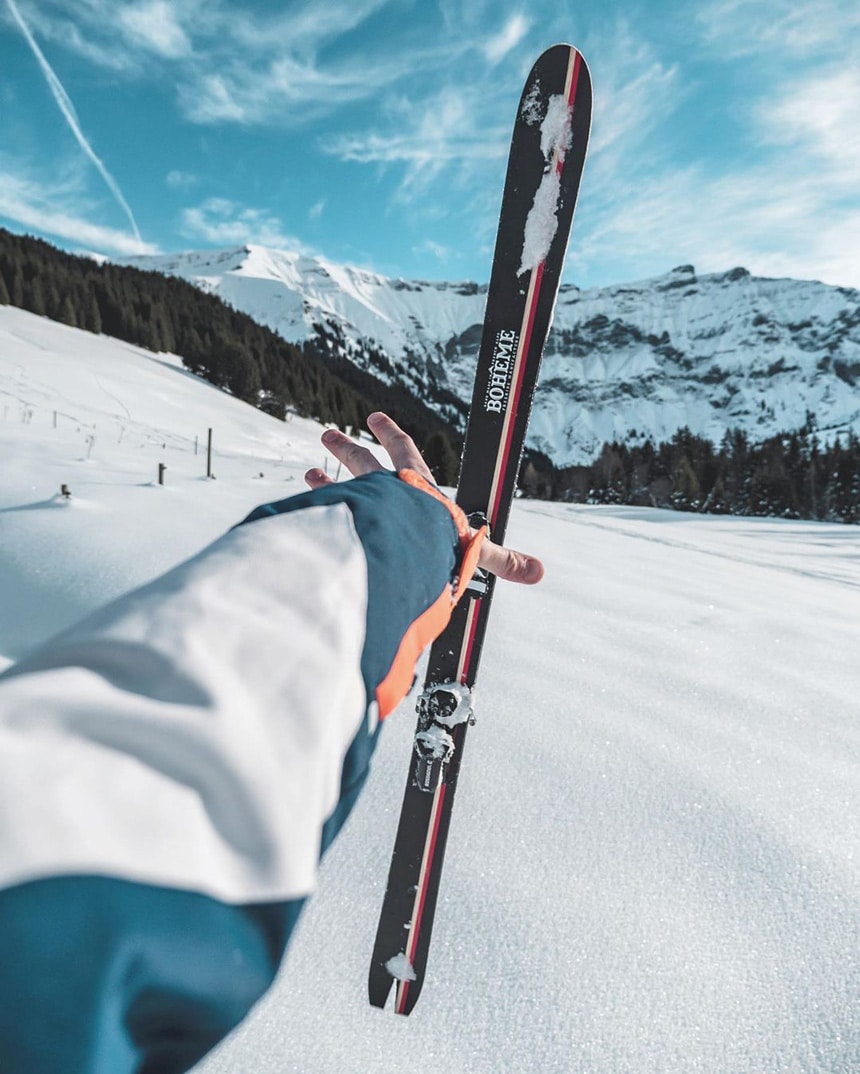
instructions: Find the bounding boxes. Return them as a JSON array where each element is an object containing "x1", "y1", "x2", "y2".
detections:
[
  {"x1": 395, "y1": 781, "x2": 448, "y2": 1013},
  {"x1": 489, "y1": 48, "x2": 582, "y2": 532},
  {"x1": 490, "y1": 259, "x2": 545, "y2": 531}
]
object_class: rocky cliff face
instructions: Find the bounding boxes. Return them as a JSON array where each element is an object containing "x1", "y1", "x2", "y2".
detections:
[{"x1": 127, "y1": 247, "x2": 860, "y2": 465}]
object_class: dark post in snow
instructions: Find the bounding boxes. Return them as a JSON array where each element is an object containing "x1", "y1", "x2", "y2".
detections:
[
  {"x1": 206, "y1": 428, "x2": 213, "y2": 478},
  {"x1": 158, "y1": 463, "x2": 166, "y2": 486}
]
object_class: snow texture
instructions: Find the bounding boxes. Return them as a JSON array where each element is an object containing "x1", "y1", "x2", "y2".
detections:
[
  {"x1": 1, "y1": 307, "x2": 858, "y2": 1074},
  {"x1": 414, "y1": 724, "x2": 455, "y2": 761},
  {"x1": 424, "y1": 682, "x2": 472, "y2": 728},
  {"x1": 518, "y1": 94, "x2": 572, "y2": 276},
  {"x1": 519, "y1": 80, "x2": 542, "y2": 126}
]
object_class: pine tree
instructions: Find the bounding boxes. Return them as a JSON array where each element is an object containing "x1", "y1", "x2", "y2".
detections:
[
  {"x1": 11, "y1": 269, "x2": 23, "y2": 308},
  {"x1": 88, "y1": 293, "x2": 102, "y2": 334},
  {"x1": 58, "y1": 294, "x2": 77, "y2": 327}
]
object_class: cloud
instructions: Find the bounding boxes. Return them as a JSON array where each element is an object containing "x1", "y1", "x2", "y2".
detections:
[
  {"x1": 757, "y1": 67, "x2": 860, "y2": 180},
  {"x1": 576, "y1": 154, "x2": 860, "y2": 289},
  {"x1": 483, "y1": 14, "x2": 530, "y2": 64},
  {"x1": 413, "y1": 239, "x2": 451, "y2": 262},
  {"x1": 0, "y1": 169, "x2": 158, "y2": 255},
  {"x1": 181, "y1": 197, "x2": 312, "y2": 252},
  {"x1": 324, "y1": 84, "x2": 509, "y2": 199},
  {"x1": 308, "y1": 199, "x2": 325, "y2": 220},
  {"x1": 166, "y1": 169, "x2": 197, "y2": 189},
  {"x1": 118, "y1": 0, "x2": 192, "y2": 59},
  {"x1": 16, "y1": 0, "x2": 420, "y2": 128},
  {"x1": 582, "y1": 27, "x2": 680, "y2": 168},
  {"x1": 184, "y1": 73, "x2": 249, "y2": 124},
  {"x1": 696, "y1": 0, "x2": 860, "y2": 56},
  {"x1": 4, "y1": 0, "x2": 147, "y2": 250}
]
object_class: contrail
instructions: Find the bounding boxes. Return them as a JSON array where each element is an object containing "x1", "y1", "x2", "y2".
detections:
[{"x1": 5, "y1": 0, "x2": 145, "y2": 249}]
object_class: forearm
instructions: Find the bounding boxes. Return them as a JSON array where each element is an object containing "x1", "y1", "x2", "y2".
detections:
[{"x1": 0, "y1": 469, "x2": 474, "y2": 1074}]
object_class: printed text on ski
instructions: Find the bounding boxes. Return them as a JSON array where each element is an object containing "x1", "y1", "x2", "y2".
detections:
[{"x1": 484, "y1": 329, "x2": 519, "y2": 413}]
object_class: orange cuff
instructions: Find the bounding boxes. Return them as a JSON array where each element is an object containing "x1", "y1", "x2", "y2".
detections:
[
  {"x1": 396, "y1": 469, "x2": 487, "y2": 602},
  {"x1": 374, "y1": 470, "x2": 488, "y2": 718}
]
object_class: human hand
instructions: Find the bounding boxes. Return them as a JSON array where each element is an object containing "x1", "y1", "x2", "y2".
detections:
[{"x1": 304, "y1": 412, "x2": 544, "y2": 585}]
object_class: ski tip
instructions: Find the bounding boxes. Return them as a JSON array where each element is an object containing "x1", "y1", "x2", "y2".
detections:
[
  {"x1": 368, "y1": 956, "x2": 425, "y2": 1015},
  {"x1": 533, "y1": 43, "x2": 592, "y2": 83}
]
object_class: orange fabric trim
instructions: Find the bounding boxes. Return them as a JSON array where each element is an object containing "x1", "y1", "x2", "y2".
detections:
[
  {"x1": 397, "y1": 469, "x2": 471, "y2": 542},
  {"x1": 375, "y1": 470, "x2": 490, "y2": 719},
  {"x1": 376, "y1": 584, "x2": 454, "y2": 719},
  {"x1": 453, "y1": 526, "x2": 487, "y2": 602}
]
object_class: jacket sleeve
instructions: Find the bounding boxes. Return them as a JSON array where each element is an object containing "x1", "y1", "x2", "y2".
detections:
[{"x1": 0, "y1": 469, "x2": 484, "y2": 1074}]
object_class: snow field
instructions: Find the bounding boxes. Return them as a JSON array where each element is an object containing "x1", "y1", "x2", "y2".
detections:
[{"x1": 1, "y1": 307, "x2": 858, "y2": 1072}]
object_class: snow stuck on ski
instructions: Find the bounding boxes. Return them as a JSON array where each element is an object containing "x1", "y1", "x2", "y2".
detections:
[
  {"x1": 519, "y1": 93, "x2": 573, "y2": 276},
  {"x1": 384, "y1": 953, "x2": 416, "y2": 982},
  {"x1": 421, "y1": 682, "x2": 473, "y2": 728}
]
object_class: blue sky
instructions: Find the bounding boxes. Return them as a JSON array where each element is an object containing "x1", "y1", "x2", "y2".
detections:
[{"x1": 1, "y1": 0, "x2": 859, "y2": 289}]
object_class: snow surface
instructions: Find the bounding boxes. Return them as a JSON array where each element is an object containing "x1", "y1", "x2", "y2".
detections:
[{"x1": 1, "y1": 307, "x2": 859, "y2": 1073}]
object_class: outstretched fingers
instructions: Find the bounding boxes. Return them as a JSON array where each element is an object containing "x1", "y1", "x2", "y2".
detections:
[
  {"x1": 365, "y1": 412, "x2": 435, "y2": 482},
  {"x1": 304, "y1": 413, "x2": 433, "y2": 491}
]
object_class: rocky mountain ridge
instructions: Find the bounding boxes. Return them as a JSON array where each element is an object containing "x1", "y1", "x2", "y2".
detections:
[{"x1": 126, "y1": 246, "x2": 860, "y2": 466}]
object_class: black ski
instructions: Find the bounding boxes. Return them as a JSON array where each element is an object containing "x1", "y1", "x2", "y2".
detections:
[{"x1": 368, "y1": 43, "x2": 592, "y2": 1015}]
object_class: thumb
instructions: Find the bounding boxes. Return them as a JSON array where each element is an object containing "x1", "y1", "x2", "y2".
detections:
[{"x1": 477, "y1": 540, "x2": 544, "y2": 585}]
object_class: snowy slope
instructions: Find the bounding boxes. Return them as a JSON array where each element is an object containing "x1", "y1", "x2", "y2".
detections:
[
  {"x1": 0, "y1": 305, "x2": 346, "y2": 661},
  {"x1": 126, "y1": 247, "x2": 860, "y2": 465},
  {"x1": 1, "y1": 307, "x2": 858, "y2": 1073}
]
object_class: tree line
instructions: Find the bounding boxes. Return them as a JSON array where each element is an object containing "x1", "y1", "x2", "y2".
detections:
[
  {"x1": 0, "y1": 228, "x2": 462, "y2": 481},
  {"x1": 521, "y1": 422, "x2": 860, "y2": 523}
]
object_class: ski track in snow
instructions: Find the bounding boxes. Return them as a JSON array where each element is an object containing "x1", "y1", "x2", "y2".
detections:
[{"x1": 1, "y1": 308, "x2": 858, "y2": 1073}]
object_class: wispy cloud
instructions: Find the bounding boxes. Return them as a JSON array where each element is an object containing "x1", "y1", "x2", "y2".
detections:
[
  {"x1": 17, "y1": 0, "x2": 428, "y2": 128},
  {"x1": 4, "y1": 0, "x2": 146, "y2": 251},
  {"x1": 165, "y1": 169, "x2": 197, "y2": 189},
  {"x1": 0, "y1": 168, "x2": 158, "y2": 255},
  {"x1": 181, "y1": 197, "x2": 312, "y2": 252},
  {"x1": 757, "y1": 67, "x2": 860, "y2": 180},
  {"x1": 118, "y1": 0, "x2": 192, "y2": 59},
  {"x1": 323, "y1": 83, "x2": 510, "y2": 200},
  {"x1": 696, "y1": 0, "x2": 860, "y2": 56},
  {"x1": 308, "y1": 198, "x2": 325, "y2": 220},
  {"x1": 575, "y1": 151, "x2": 859, "y2": 289},
  {"x1": 413, "y1": 238, "x2": 451, "y2": 262},
  {"x1": 483, "y1": 14, "x2": 530, "y2": 64}
]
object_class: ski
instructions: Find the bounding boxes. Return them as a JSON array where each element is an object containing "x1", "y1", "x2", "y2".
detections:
[{"x1": 368, "y1": 43, "x2": 592, "y2": 1015}]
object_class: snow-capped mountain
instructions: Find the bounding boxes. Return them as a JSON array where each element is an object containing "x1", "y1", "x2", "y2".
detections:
[{"x1": 126, "y1": 247, "x2": 860, "y2": 466}]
